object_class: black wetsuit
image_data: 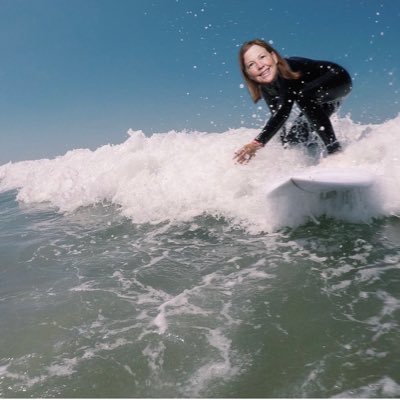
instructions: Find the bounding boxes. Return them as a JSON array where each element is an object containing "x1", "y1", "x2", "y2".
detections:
[{"x1": 254, "y1": 57, "x2": 352, "y2": 154}]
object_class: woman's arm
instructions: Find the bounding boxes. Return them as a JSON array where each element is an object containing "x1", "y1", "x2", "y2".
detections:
[
  {"x1": 253, "y1": 78, "x2": 294, "y2": 145},
  {"x1": 254, "y1": 99, "x2": 294, "y2": 145},
  {"x1": 233, "y1": 80, "x2": 294, "y2": 164},
  {"x1": 233, "y1": 100, "x2": 294, "y2": 164}
]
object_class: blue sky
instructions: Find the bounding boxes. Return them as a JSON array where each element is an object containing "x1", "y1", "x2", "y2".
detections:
[{"x1": 0, "y1": 0, "x2": 399, "y2": 164}]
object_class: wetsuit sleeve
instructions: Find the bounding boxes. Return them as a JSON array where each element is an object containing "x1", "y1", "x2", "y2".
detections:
[{"x1": 254, "y1": 85, "x2": 294, "y2": 146}]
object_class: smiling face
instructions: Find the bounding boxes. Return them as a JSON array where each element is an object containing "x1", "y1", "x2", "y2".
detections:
[{"x1": 243, "y1": 44, "x2": 278, "y2": 84}]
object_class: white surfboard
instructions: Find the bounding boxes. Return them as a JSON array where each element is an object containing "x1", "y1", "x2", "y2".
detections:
[
  {"x1": 267, "y1": 168, "x2": 375, "y2": 197},
  {"x1": 266, "y1": 168, "x2": 378, "y2": 225}
]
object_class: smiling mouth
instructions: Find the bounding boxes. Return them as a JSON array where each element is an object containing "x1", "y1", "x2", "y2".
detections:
[{"x1": 260, "y1": 67, "x2": 272, "y2": 78}]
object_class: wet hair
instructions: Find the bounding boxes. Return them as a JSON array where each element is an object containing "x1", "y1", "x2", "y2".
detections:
[{"x1": 239, "y1": 39, "x2": 302, "y2": 103}]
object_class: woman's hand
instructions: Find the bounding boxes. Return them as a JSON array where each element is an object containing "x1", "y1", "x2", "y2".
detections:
[{"x1": 233, "y1": 140, "x2": 263, "y2": 164}]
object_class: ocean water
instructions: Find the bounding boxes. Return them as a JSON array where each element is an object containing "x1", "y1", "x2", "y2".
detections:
[{"x1": 1, "y1": 115, "x2": 400, "y2": 397}]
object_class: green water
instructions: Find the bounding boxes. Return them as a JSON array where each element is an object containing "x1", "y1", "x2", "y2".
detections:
[{"x1": 0, "y1": 191, "x2": 399, "y2": 397}]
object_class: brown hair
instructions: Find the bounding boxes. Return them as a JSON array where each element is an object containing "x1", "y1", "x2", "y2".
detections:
[{"x1": 239, "y1": 39, "x2": 301, "y2": 103}]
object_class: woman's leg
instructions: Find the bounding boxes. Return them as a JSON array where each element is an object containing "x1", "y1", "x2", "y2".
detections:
[
  {"x1": 280, "y1": 113, "x2": 310, "y2": 145},
  {"x1": 295, "y1": 69, "x2": 352, "y2": 154}
]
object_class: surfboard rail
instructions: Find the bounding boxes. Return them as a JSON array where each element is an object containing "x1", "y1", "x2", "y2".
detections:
[{"x1": 267, "y1": 168, "x2": 375, "y2": 197}]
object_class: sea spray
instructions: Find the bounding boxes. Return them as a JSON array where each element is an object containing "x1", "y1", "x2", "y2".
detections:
[{"x1": 1, "y1": 115, "x2": 399, "y2": 231}]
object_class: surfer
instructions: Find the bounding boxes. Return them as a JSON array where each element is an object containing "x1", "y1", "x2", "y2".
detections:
[{"x1": 234, "y1": 39, "x2": 352, "y2": 164}]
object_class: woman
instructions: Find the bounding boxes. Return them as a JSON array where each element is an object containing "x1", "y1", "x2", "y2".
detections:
[{"x1": 234, "y1": 39, "x2": 352, "y2": 164}]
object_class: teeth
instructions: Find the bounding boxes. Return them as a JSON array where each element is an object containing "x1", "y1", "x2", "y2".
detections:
[{"x1": 260, "y1": 67, "x2": 270, "y2": 77}]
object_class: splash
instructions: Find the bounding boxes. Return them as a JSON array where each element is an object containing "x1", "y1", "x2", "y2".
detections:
[{"x1": 1, "y1": 115, "x2": 399, "y2": 231}]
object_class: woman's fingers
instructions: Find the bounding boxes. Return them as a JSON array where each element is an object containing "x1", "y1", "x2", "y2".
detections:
[
  {"x1": 234, "y1": 141, "x2": 261, "y2": 164},
  {"x1": 234, "y1": 147, "x2": 251, "y2": 164}
]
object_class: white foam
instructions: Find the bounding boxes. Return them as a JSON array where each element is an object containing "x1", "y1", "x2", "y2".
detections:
[
  {"x1": 185, "y1": 328, "x2": 239, "y2": 397},
  {"x1": 1, "y1": 115, "x2": 400, "y2": 231},
  {"x1": 333, "y1": 376, "x2": 400, "y2": 397},
  {"x1": 153, "y1": 288, "x2": 211, "y2": 335}
]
